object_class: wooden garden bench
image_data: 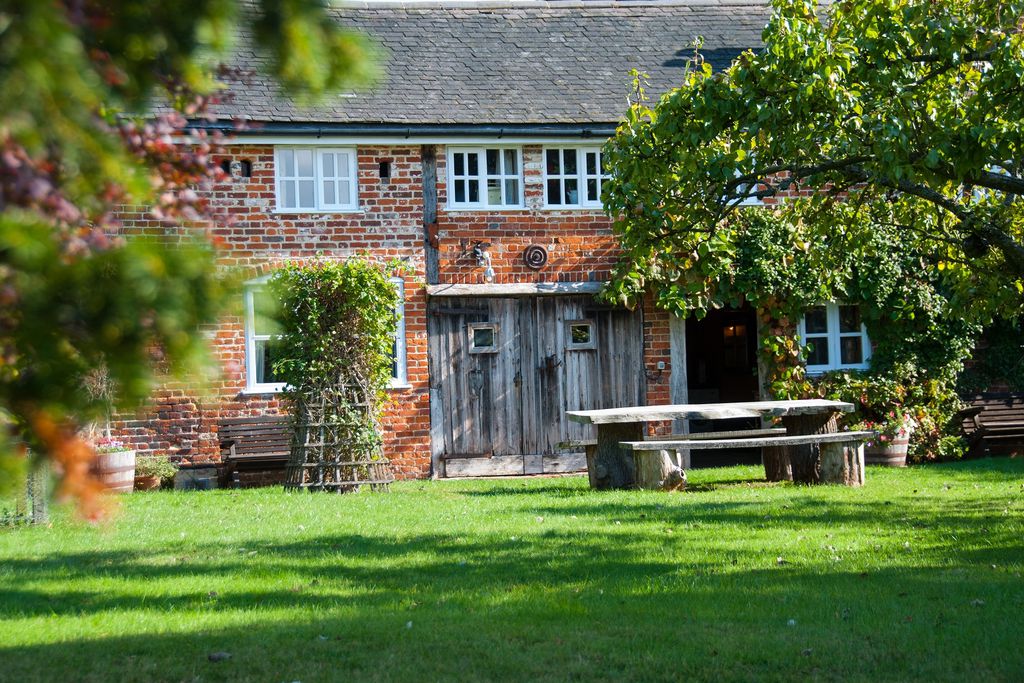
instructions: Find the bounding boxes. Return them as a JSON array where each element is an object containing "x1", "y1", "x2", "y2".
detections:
[
  {"x1": 218, "y1": 415, "x2": 292, "y2": 487},
  {"x1": 959, "y1": 393, "x2": 1024, "y2": 457}
]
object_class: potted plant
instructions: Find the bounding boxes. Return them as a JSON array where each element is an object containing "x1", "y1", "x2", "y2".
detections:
[
  {"x1": 857, "y1": 409, "x2": 917, "y2": 467},
  {"x1": 134, "y1": 455, "x2": 178, "y2": 491},
  {"x1": 90, "y1": 437, "x2": 137, "y2": 493}
]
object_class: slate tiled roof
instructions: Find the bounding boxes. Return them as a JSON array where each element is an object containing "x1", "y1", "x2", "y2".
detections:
[{"x1": 210, "y1": 1, "x2": 770, "y2": 125}]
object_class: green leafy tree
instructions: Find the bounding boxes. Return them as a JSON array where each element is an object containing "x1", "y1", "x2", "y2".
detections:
[
  {"x1": 604, "y1": 0, "x2": 1024, "y2": 319},
  {"x1": 0, "y1": 0, "x2": 374, "y2": 514}
]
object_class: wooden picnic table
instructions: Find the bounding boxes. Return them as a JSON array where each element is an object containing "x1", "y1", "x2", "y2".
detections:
[{"x1": 567, "y1": 399, "x2": 861, "y2": 490}]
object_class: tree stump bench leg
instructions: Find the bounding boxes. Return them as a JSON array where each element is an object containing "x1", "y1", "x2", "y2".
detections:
[{"x1": 819, "y1": 440, "x2": 865, "y2": 486}]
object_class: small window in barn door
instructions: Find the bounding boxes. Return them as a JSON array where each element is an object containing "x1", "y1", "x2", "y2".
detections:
[
  {"x1": 566, "y1": 320, "x2": 596, "y2": 350},
  {"x1": 468, "y1": 323, "x2": 498, "y2": 354}
]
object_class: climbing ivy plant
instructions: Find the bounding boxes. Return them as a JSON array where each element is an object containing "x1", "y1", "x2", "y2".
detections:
[{"x1": 267, "y1": 258, "x2": 401, "y2": 484}]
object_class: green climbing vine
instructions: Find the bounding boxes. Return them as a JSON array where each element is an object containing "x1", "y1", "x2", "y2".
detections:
[{"x1": 267, "y1": 258, "x2": 404, "y2": 486}]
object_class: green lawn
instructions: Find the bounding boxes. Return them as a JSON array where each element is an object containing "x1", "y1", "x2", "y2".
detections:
[{"x1": 1, "y1": 460, "x2": 1023, "y2": 682}]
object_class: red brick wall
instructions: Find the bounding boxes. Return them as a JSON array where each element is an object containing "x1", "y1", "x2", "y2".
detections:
[{"x1": 113, "y1": 141, "x2": 676, "y2": 479}]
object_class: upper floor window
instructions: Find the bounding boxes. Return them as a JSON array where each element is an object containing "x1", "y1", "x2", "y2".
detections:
[
  {"x1": 798, "y1": 303, "x2": 871, "y2": 374},
  {"x1": 243, "y1": 277, "x2": 407, "y2": 393},
  {"x1": 448, "y1": 147, "x2": 522, "y2": 208},
  {"x1": 544, "y1": 147, "x2": 608, "y2": 208},
  {"x1": 275, "y1": 147, "x2": 358, "y2": 212}
]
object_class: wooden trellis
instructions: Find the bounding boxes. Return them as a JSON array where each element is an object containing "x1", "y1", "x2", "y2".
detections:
[
  {"x1": 284, "y1": 377, "x2": 394, "y2": 492},
  {"x1": 1, "y1": 459, "x2": 48, "y2": 526}
]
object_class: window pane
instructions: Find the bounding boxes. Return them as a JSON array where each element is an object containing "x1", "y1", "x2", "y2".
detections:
[
  {"x1": 587, "y1": 178, "x2": 599, "y2": 202},
  {"x1": 468, "y1": 179, "x2": 479, "y2": 203},
  {"x1": 322, "y1": 181, "x2": 336, "y2": 205},
  {"x1": 503, "y1": 149, "x2": 517, "y2": 174},
  {"x1": 486, "y1": 149, "x2": 499, "y2": 175},
  {"x1": 586, "y1": 151, "x2": 598, "y2": 176},
  {"x1": 467, "y1": 152, "x2": 478, "y2": 176},
  {"x1": 564, "y1": 178, "x2": 579, "y2": 205},
  {"x1": 547, "y1": 179, "x2": 561, "y2": 204},
  {"x1": 805, "y1": 306, "x2": 828, "y2": 334},
  {"x1": 296, "y1": 149, "x2": 314, "y2": 177},
  {"x1": 504, "y1": 179, "x2": 518, "y2": 204},
  {"x1": 282, "y1": 181, "x2": 296, "y2": 208},
  {"x1": 455, "y1": 180, "x2": 466, "y2": 203},
  {"x1": 472, "y1": 327, "x2": 495, "y2": 348},
  {"x1": 336, "y1": 153, "x2": 351, "y2": 178},
  {"x1": 253, "y1": 290, "x2": 278, "y2": 336},
  {"x1": 338, "y1": 180, "x2": 351, "y2": 205},
  {"x1": 487, "y1": 178, "x2": 502, "y2": 205},
  {"x1": 839, "y1": 305, "x2": 861, "y2": 333},
  {"x1": 840, "y1": 337, "x2": 863, "y2": 365},
  {"x1": 322, "y1": 153, "x2": 335, "y2": 177},
  {"x1": 806, "y1": 337, "x2": 829, "y2": 366},
  {"x1": 280, "y1": 149, "x2": 295, "y2": 176},
  {"x1": 546, "y1": 149, "x2": 560, "y2": 175},
  {"x1": 298, "y1": 179, "x2": 315, "y2": 207},
  {"x1": 571, "y1": 323, "x2": 592, "y2": 345},
  {"x1": 563, "y1": 149, "x2": 577, "y2": 175},
  {"x1": 453, "y1": 153, "x2": 465, "y2": 176},
  {"x1": 255, "y1": 339, "x2": 280, "y2": 384}
]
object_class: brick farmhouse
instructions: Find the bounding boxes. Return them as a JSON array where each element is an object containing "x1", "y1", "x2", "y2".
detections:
[{"x1": 114, "y1": 2, "x2": 871, "y2": 482}]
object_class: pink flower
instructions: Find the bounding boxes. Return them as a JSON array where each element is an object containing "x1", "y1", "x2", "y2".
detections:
[{"x1": 880, "y1": 435, "x2": 889, "y2": 442}]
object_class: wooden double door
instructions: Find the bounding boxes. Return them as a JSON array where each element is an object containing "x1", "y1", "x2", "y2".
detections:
[{"x1": 428, "y1": 295, "x2": 645, "y2": 477}]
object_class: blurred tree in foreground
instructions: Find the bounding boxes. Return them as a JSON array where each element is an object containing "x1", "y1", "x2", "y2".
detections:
[{"x1": 0, "y1": 0, "x2": 374, "y2": 517}]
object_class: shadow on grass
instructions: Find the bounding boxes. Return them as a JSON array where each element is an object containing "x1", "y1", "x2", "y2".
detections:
[{"x1": 1, "y1": 458, "x2": 1022, "y2": 682}]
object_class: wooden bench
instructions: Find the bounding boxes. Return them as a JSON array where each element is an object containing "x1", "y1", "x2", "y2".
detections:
[
  {"x1": 620, "y1": 430, "x2": 876, "y2": 490},
  {"x1": 558, "y1": 427, "x2": 786, "y2": 468},
  {"x1": 959, "y1": 393, "x2": 1024, "y2": 457},
  {"x1": 218, "y1": 415, "x2": 293, "y2": 487}
]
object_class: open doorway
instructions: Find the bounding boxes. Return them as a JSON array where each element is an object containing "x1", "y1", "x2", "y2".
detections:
[{"x1": 685, "y1": 305, "x2": 761, "y2": 467}]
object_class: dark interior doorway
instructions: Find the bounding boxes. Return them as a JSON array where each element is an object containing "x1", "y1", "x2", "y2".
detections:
[{"x1": 685, "y1": 305, "x2": 761, "y2": 467}]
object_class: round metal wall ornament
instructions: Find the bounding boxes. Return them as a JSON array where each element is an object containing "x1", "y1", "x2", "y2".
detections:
[{"x1": 523, "y1": 244, "x2": 548, "y2": 270}]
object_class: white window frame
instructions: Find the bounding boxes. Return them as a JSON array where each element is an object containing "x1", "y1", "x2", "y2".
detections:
[
  {"x1": 797, "y1": 303, "x2": 871, "y2": 374},
  {"x1": 243, "y1": 279, "x2": 286, "y2": 394},
  {"x1": 732, "y1": 168, "x2": 765, "y2": 207},
  {"x1": 446, "y1": 147, "x2": 524, "y2": 209},
  {"x1": 243, "y1": 276, "x2": 409, "y2": 393},
  {"x1": 542, "y1": 146, "x2": 608, "y2": 209},
  {"x1": 274, "y1": 146, "x2": 359, "y2": 213},
  {"x1": 389, "y1": 277, "x2": 409, "y2": 388}
]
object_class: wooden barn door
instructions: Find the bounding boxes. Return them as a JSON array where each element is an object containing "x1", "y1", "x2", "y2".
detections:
[{"x1": 429, "y1": 295, "x2": 644, "y2": 477}]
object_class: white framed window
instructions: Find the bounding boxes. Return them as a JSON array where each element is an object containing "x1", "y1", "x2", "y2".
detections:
[
  {"x1": 732, "y1": 168, "x2": 764, "y2": 207},
  {"x1": 275, "y1": 147, "x2": 358, "y2": 212},
  {"x1": 447, "y1": 148, "x2": 522, "y2": 208},
  {"x1": 798, "y1": 303, "x2": 871, "y2": 374},
  {"x1": 244, "y1": 277, "x2": 408, "y2": 393},
  {"x1": 244, "y1": 282, "x2": 286, "y2": 393},
  {"x1": 543, "y1": 147, "x2": 608, "y2": 208},
  {"x1": 389, "y1": 277, "x2": 409, "y2": 387}
]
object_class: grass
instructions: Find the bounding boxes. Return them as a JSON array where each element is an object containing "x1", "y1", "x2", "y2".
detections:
[{"x1": 1, "y1": 459, "x2": 1023, "y2": 682}]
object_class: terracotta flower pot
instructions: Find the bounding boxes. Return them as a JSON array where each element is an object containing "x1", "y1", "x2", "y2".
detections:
[{"x1": 134, "y1": 475, "x2": 161, "y2": 491}]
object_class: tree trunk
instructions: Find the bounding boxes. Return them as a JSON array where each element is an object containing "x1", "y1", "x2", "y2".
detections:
[
  {"x1": 635, "y1": 449, "x2": 686, "y2": 490},
  {"x1": 586, "y1": 422, "x2": 642, "y2": 489},
  {"x1": 819, "y1": 440, "x2": 865, "y2": 486},
  {"x1": 762, "y1": 444, "x2": 793, "y2": 482},
  {"x1": 780, "y1": 412, "x2": 838, "y2": 484}
]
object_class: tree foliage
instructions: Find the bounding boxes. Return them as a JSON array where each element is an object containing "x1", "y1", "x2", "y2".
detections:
[
  {"x1": 0, "y1": 1, "x2": 374, "y2": 514},
  {"x1": 603, "y1": 0, "x2": 1024, "y2": 320}
]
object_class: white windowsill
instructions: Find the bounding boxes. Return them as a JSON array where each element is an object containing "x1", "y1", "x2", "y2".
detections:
[
  {"x1": 272, "y1": 208, "x2": 364, "y2": 215},
  {"x1": 240, "y1": 385, "x2": 287, "y2": 396},
  {"x1": 387, "y1": 383, "x2": 413, "y2": 390},
  {"x1": 444, "y1": 205, "x2": 528, "y2": 212},
  {"x1": 539, "y1": 204, "x2": 605, "y2": 211}
]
